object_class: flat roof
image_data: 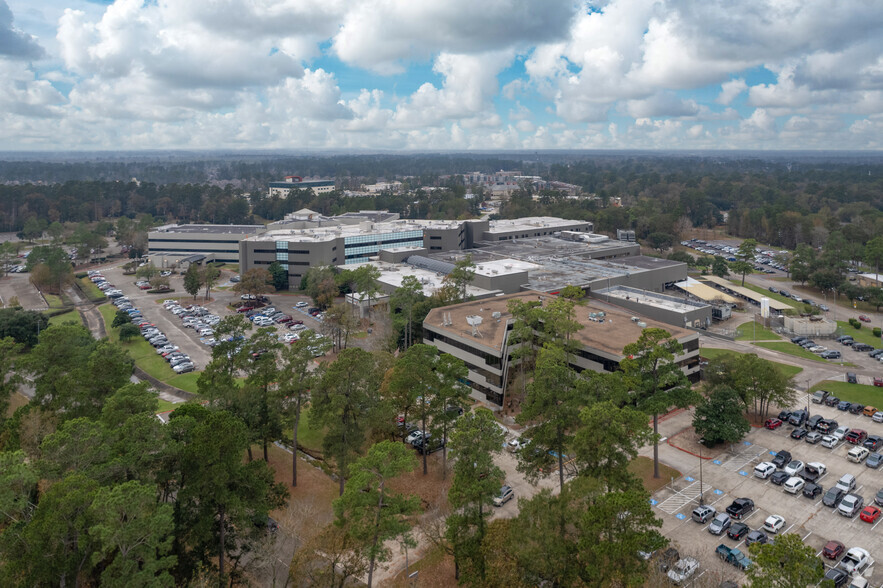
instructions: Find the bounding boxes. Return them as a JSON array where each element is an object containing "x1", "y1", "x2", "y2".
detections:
[
  {"x1": 246, "y1": 218, "x2": 465, "y2": 243},
  {"x1": 701, "y1": 276, "x2": 792, "y2": 310},
  {"x1": 149, "y1": 224, "x2": 265, "y2": 235},
  {"x1": 473, "y1": 258, "x2": 539, "y2": 277},
  {"x1": 596, "y1": 285, "x2": 710, "y2": 313},
  {"x1": 673, "y1": 277, "x2": 741, "y2": 304},
  {"x1": 482, "y1": 217, "x2": 591, "y2": 234},
  {"x1": 345, "y1": 261, "x2": 497, "y2": 298},
  {"x1": 425, "y1": 291, "x2": 694, "y2": 356}
]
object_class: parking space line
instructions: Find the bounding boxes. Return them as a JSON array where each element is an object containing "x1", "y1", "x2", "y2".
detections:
[
  {"x1": 873, "y1": 517, "x2": 883, "y2": 530},
  {"x1": 781, "y1": 523, "x2": 795, "y2": 535},
  {"x1": 802, "y1": 530, "x2": 812, "y2": 541}
]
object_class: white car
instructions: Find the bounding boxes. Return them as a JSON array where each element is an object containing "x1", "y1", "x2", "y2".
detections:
[
  {"x1": 754, "y1": 462, "x2": 776, "y2": 479},
  {"x1": 405, "y1": 430, "x2": 425, "y2": 445},
  {"x1": 833, "y1": 426, "x2": 851, "y2": 441},
  {"x1": 762, "y1": 514, "x2": 785, "y2": 534},
  {"x1": 507, "y1": 438, "x2": 526, "y2": 453},
  {"x1": 666, "y1": 557, "x2": 700, "y2": 585},
  {"x1": 783, "y1": 460, "x2": 804, "y2": 477},
  {"x1": 847, "y1": 446, "x2": 869, "y2": 463},
  {"x1": 783, "y1": 477, "x2": 805, "y2": 494},
  {"x1": 821, "y1": 435, "x2": 838, "y2": 448},
  {"x1": 295, "y1": 301, "x2": 309, "y2": 307},
  {"x1": 838, "y1": 547, "x2": 871, "y2": 574}
]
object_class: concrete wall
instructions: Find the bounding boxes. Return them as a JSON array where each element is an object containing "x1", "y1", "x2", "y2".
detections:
[
  {"x1": 784, "y1": 317, "x2": 838, "y2": 337},
  {"x1": 472, "y1": 270, "x2": 530, "y2": 294},
  {"x1": 148, "y1": 231, "x2": 261, "y2": 263},
  {"x1": 424, "y1": 225, "x2": 464, "y2": 252},
  {"x1": 379, "y1": 247, "x2": 428, "y2": 263},
  {"x1": 590, "y1": 291, "x2": 712, "y2": 329}
]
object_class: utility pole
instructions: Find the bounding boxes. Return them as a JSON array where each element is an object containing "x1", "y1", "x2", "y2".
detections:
[{"x1": 698, "y1": 445, "x2": 705, "y2": 506}]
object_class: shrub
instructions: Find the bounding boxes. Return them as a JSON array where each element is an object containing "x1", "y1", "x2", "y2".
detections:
[{"x1": 874, "y1": 328, "x2": 882, "y2": 338}]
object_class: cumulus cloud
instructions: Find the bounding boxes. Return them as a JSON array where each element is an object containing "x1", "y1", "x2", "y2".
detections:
[
  {"x1": 332, "y1": 0, "x2": 575, "y2": 74},
  {"x1": 0, "y1": 0, "x2": 881, "y2": 150},
  {"x1": 0, "y1": 0, "x2": 43, "y2": 59}
]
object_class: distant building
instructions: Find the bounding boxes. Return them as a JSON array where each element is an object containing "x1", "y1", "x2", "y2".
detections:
[
  {"x1": 240, "y1": 216, "x2": 592, "y2": 288},
  {"x1": 268, "y1": 176, "x2": 336, "y2": 198},
  {"x1": 857, "y1": 273, "x2": 883, "y2": 288},
  {"x1": 148, "y1": 224, "x2": 266, "y2": 264},
  {"x1": 423, "y1": 291, "x2": 700, "y2": 406}
]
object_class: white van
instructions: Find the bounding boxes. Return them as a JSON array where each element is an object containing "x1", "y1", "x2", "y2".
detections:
[{"x1": 848, "y1": 446, "x2": 870, "y2": 463}]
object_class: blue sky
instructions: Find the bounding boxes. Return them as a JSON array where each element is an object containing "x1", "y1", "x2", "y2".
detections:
[{"x1": 0, "y1": 0, "x2": 881, "y2": 151}]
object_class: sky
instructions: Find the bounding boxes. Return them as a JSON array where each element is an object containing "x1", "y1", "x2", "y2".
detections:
[{"x1": 0, "y1": 0, "x2": 881, "y2": 151}]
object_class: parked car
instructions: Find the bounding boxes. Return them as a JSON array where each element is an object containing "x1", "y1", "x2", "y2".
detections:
[
  {"x1": 805, "y1": 431, "x2": 823, "y2": 444},
  {"x1": 860, "y1": 505, "x2": 881, "y2": 523},
  {"x1": 784, "y1": 477, "x2": 805, "y2": 494},
  {"x1": 867, "y1": 453, "x2": 883, "y2": 469},
  {"x1": 846, "y1": 429, "x2": 868, "y2": 444},
  {"x1": 745, "y1": 530, "x2": 768, "y2": 547},
  {"x1": 824, "y1": 487, "x2": 847, "y2": 508},
  {"x1": 859, "y1": 315, "x2": 872, "y2": 323},
  {"x1": 838, "y1": 494, "x2": 864, "y2": 517},
  {"x1": 764, "y1": 418, "x2": 783, "y2": 430},
  {"x1": 790, "y1": 428, "x2": 807, "y2": 440},
  {"x1": 715, "y1": 545, "x2": 751, "y2": 571},
  {"x1": 803, "y1": 482, "x2": 823, "y2": 499},
  {"x1": 849, "y1": 403, "x2": 866, "y2": 415},
  {"x1": 725, "y1": 498, "x2": 755, "y2": 520},
  {"x1": 837, "y1": 547, "x2": 870, "y2": 574},
  {"x1": 847, "y1": 446, "x2": 870, "y2": 463},
  {"x1": 762, "y1": 514, "x2": 785, "y2": 534},
  {"x1": 784, "y1": 460, "x2": 804, "y2": 476},
  {"x1": 822, "y1": 350, "x2": 842, "y2": 359},
  {"x1": 864, "y1": 435, "x2": 883, "y2": 451},
  {"x1": 691, "y1": 504, "x2": 717, "y2": 524},
  {"x1": 838, "y1": 401, "x2": 852, "y2": 411},
  {"x1": 811, "y1": 389, "x2": 830, "y2": 404},
  {"x1": 836, "y1": 474, "x2": 857, "y2": 493},
  {"x1": 771, "y1": 450, "x2": 792, "y2": 468},
  {"x1": 825, "y1": 395, "x2": 841, "y2": 406},
  {"x1": 847, "y1": 372, "x2": 858, "y2": 384},
  {"x1": 833, "y1": 426, "x2": 851, "y2": 441},
  {"x1": 823, "y1": 568, "x2": 849, "y2": 588},
  {"x1": 823, "y1": 540, "x2": 845, "y2": 560},
  {"x1": 770, "y1": 471, "x2": 790, "y2": 486},
  {"x1": 801, "y1": 462, "x2": 826, "y2": 482},
  {"x1": 754, "y1": 462, "x2": 776, "y2": 479},
  {"x1": 817, "y1": 418, "x2": 838, "y2": 433},
  {"x1": 492, "y1": 485, "x2": 514, "y2": 507},
  {"x1": 666, "y1": 557, "x2": 700, "y2": 585},
  {"x1": 788, "y1": 409, "x2": 807, "y2": 426},
  {"x1": 708, "y1": 513, "x2": 732, "y2": 535},
  {"x1": 875, "y1": 378, "x2": 883, "y2": 388},
  {"x1": 727, "y1": 522, "x2": 750, "y2": 540}
]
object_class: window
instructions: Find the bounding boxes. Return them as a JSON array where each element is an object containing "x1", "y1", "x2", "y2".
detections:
[
  {"x1": 275, "y1": 241, "x2": 288, "y2": 249},
  {"x1": 276, "y1": 251, "x2": 288, "y2": 261}
]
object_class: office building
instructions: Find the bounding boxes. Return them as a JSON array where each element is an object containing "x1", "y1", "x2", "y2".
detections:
[
  {"x1": 423, "y1": 291, "x2": 701, "y2": 406},
  {"x1": 148, "y1": 224, "x2": 266, "y2": 264},
  {"x1": 268, "y1": 176, "x2": 336, "y2": 197}
]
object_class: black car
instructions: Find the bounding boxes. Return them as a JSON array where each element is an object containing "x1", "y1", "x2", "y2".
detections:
[
  {"x1": 802, "y1": 482, "x2": 823, "y2": 499},
  {"x1": 817, "y1": 419, "x2": 838, "y2": 434},
  {"x1": 825, "y1": 395, "x2": 840, "y2": 407},
  {"x1": 725, "y1": 498, "x2": 755, "y2": 520},
  {"x1": 727, "y1": 522, "x2": 750, "y2": 540},
  {"x1": 864, "y1": 435, "x2": 883, "y2": 452},
  {"x1": 772, "y1": 450, "x2": 792, "y2": 468},
  {"x1": 837, "y1": 401, "x2": 852, "y2": 411},
  {"x1": 807, "y1": 414, "x2": 824, "y2": 430},
  {"x1": 414, "y1": 437, "x2": 445, "y2": 455},
  {"x1": 853, "y1": 343, "x2": 874, "y2": 352},
  {"x1": 770, "y1": 471, "x2": 790, "y2": 486},
  {"x1": 777, "y1": 410, "x2": 792, "y2": 421},
  {"x1": 790, "y1": 428, "x2": 808, "y2": 440},
  {"x1": 823, "y1": 568, "x2": 849, "y2": 588},
  {"x1": 745, "y1": 530, "x2": 768, "y2": 546},
  {"x1": 791, "y1": 335, "x2": 807, "y2": 344},
  {"x1": 849, "y1": 403, "x2": 865, "y2": 415},
  {"x1": 823, "y1": 487, "x2": 846, "y2": 507}
]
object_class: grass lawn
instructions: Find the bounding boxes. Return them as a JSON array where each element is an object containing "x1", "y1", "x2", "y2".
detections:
[
  {"x1": 751, "y1": 341, "x2": 844, "y2": 365},
  {"x1": 735, "y1": 321, "x2": 781, "y2": 341},
  {"x1": 836, "y1": 321, "x2": 882, "y2": 348},
  {"x1": 43, "y1": 293, "x2": 66, "y2": 309},
  {"x1": 700, "y1": 347, "x2": 803, "y2": 378},
  {"x1": 731, "y1": 280, "x2": 799, "y2": 309},
  {"x1": 629, "y1": 456, "x2": 681, "y2": 493},
  {"x1": 167, "y1": 372, "x2": 201, "y2": 395},
  {"x1": 155, "y1": 398, "x2": 182, "y2": 413},
  {"x1": 47, "y1": 310, "x2": 82, "y2": 327},
  {"x1": 809, "y1": 381, "x2": 883, "y2": 408},
  {"x1": 77, "y1": 277, "x2": 106, "y2": 302},
  {"x1": 99, "y1": 303, "x2": 202, "y2": 394},
  {"x1": 284, "y1": 406, "x2": 326, "y2": 453}
]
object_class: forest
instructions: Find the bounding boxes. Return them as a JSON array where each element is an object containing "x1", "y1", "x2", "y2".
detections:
[{"x1": 1, "y1": 154, "x2": 881, "y2": 254}]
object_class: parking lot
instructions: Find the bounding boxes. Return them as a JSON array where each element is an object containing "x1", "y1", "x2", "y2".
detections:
[
  {"x1": 653, "y1": 395, "x2": 883, "y2": 586},
  {"x1": 97, "y1": 263, "x2": 327, "y2": 373}
]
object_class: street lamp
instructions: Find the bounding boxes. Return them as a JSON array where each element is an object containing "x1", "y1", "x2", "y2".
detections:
[{"x1": 699, "y1": 445, "x2": 704, "y2": 506}]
